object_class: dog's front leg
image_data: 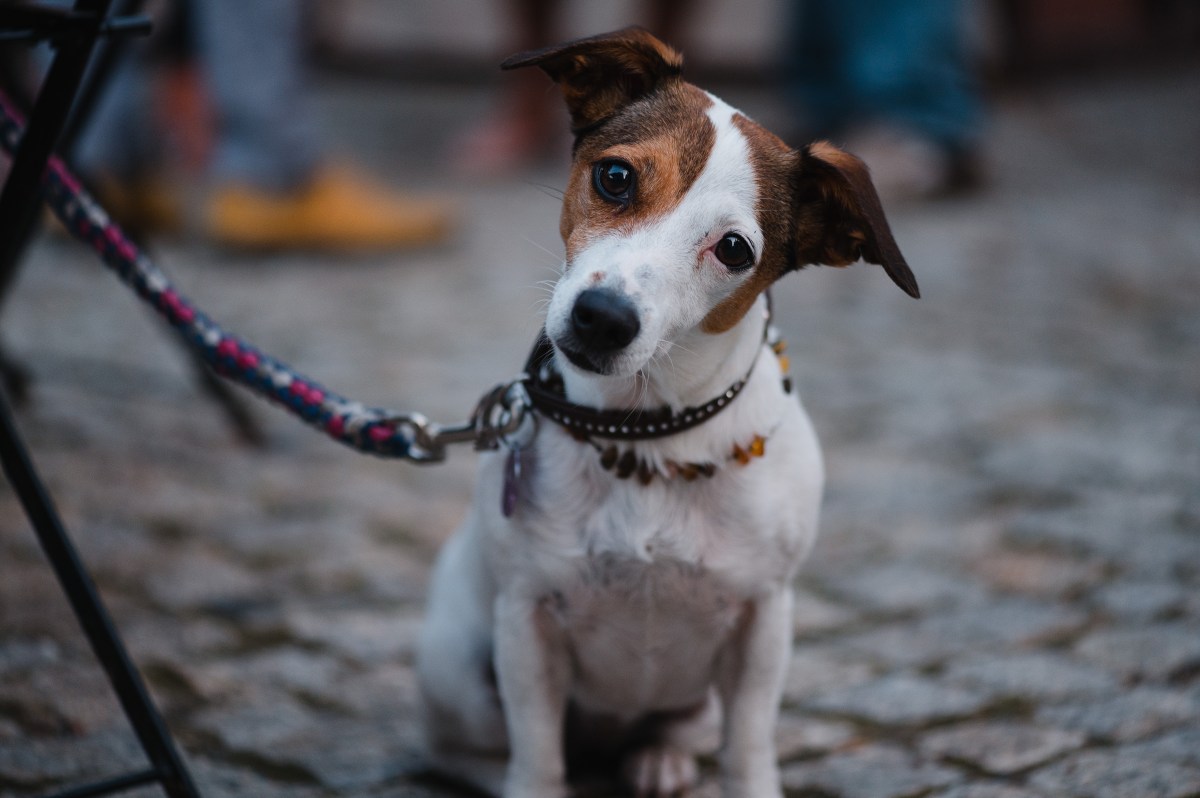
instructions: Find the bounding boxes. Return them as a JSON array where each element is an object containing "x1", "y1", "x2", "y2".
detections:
[
  {"x1": 716, "y1": 588, "x2": 794, "y2": 798},
  {"x1": 494, "y1": 590, "x2": 571, "y2": 798}
]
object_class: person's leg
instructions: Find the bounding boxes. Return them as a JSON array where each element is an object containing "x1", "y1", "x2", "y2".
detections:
[
  {"x1": 195, "y1": 0, "x2": 452, "y2": 250},
  {"x1": 839, "y1": 0, "x2": 982, "y2": 154},
  {"x1": 73, "y1": 54, "x2": 157, "y2": 180},
  {"x1": 450, "y1": 0, "x2": 563, "y2": 175},
  {"x1": 781, "y1": 0, "x2": 856, "y2": 141},
  {"x1": 786, "y1": 0, "x2": 983, "y2": 198},
  {"x1": 192, "y1": 0, "x2": 321, "y2": 192},
  {"x1": 64, "y1": 9, "x2": 189, "y2": 233}
]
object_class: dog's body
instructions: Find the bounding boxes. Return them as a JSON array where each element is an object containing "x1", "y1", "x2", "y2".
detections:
[{"x1": 417, "y1": 29, "x2": 916, "y2": 798}]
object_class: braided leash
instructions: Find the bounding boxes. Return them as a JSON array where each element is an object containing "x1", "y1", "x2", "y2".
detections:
[{"x1": 0, "y1": 90, "x2": 528, "y2": 462}]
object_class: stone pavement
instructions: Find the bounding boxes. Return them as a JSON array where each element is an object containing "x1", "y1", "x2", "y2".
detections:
[{"x1": 2, "y1": 62, "x2": 1199, "y2": 798}]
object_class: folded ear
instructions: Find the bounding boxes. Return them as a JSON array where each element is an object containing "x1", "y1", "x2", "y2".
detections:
[
  {"x1": 794, "y1": 141, "x2": 920, "y2": 298},
  {"x1": 500, "y1": 26, "x2": 683, "y2": 136}
]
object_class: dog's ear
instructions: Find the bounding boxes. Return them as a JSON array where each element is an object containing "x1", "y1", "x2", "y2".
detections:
[
  {"x1": 501, "y1": 27, "x2": 683, "y2": 135},
  {"x1": 793, "y1": 142, "x2": 920, "y2": 298}
]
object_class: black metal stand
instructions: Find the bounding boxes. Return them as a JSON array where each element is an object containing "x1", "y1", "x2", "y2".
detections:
[
  {"x1": 0, "y1": 389, "x2": 200, "y2": 798},
  {"x1": 0, "y1": 3, "x2": 200, "y2": 796}
]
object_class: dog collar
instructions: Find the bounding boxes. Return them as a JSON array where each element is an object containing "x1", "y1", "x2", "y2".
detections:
[{"x1": 521, "y1": 299, "x2": 787, "y2": 442}]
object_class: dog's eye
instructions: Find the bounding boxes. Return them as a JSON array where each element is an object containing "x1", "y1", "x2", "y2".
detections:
[
  {"x1": 593, "y1": 160, "x2": 636, "y2": 205},
  {"x1": 715, "y1": 233, "x2": 754, "y2": 271}
]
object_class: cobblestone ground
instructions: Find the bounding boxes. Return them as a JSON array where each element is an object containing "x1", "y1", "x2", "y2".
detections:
[{"x1": 2, "y1": 64, "x2": 1198, "y2": 798}]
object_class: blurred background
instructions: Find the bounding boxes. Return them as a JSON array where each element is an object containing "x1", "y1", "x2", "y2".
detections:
[{"x1": 0, "y1": 1, "x2": 1198, "y2": 796}]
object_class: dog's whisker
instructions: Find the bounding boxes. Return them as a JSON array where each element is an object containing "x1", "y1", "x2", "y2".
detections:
[
  {"x1": 523, "y1": 180, "x2": 567, "y2": 201},
  {"x1": 522, "y1": 236, "x2": 566, "y2": 262}
]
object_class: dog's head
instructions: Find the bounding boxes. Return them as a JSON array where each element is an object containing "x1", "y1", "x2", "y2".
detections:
[{"x1": 504, "y1": 27, "x2": 918, "y2": 378}]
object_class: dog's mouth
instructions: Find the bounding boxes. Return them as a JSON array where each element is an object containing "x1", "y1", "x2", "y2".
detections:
[{"x1": 556, "y1": 341, "x2": 615, "y2": 375}]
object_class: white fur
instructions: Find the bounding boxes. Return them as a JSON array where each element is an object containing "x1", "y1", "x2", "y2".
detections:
[{"x1": 417, "y1": 94, "x2": 824, "y2": 798}]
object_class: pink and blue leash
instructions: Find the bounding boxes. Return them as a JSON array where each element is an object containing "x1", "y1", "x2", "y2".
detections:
[{"x1": 0, "y1": 90, "x2": 424, "y2": 460}]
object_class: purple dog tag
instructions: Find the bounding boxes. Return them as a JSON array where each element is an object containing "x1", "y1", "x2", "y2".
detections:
[{"x1": 502, "y1": 444, "x2": 523, "y2": 517}]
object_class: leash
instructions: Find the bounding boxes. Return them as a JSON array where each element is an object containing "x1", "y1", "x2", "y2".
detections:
[
  {"x1": 0, "y1": 90, "x2": 528, "y2": 463},
  {"x1": 0, "y1": 89, "x2": 774, "y2": 467}
]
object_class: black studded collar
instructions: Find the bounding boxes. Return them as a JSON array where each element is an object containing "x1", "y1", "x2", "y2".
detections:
[{"x1": 521, "y1": 298, "x2": 784, "y2": 442}]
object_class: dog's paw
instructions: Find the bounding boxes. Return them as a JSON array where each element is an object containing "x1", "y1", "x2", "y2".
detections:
[{"x1": 624, "y1": 745, "x2": 699, "y2": 796}]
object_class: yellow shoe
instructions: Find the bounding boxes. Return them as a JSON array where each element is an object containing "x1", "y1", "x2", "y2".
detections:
[
  {"x1": 204, "y1": 166, "x2": 454, "y2": 252},
  {"x1": 92, "y1": 174, "x2": 185, "y2": 235}
]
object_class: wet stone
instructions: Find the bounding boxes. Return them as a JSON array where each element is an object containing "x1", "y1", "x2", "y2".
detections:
[
  {"x1": 143, "y1": 548, "x2": 267, "y2": 612},
  {"x1": 934, "y1": 785, "x2": 1049, "y2": 798},
  {"x1": 783, "y1": 643, "x2": 878, "y2": 704},
  {"x1": 781, "y1": 744, "x2": 962, "y2": 798},
  {"x1": 1089, "y1": 579, "x2": 1189, "y2": 621},
  {"x1": 0, "y1": 728, "x2": 143, "y2": 790},
  {"x1": 210, "y1": 513, "x2": 363, "y2": 566},
  {"x1": 838, "y1": 599, "x2": 1088, "y2": 670},
  {"x1": 835, "y1": 623, "x2": 969, "y2": 670},
  {"x1": 284, "y1": 606, "x2": 424, "y2": 664},
  {"x1": 0, "y1": 637, "x2": 60, "y2": 673},
  {"x1": 813, "y1": 561, "x2": 990, "y2": 615},
  {"x1": 1028, "y1": 750, "x2": 1200, "y2": 798},
  {"x1": 121, "y1": 614, "x2": 240, "y2": 666},
  {"x1": 915, "y1": 599, "x2": 1088, "y2": 649},
  {"x1": 192, "y1": 691, "x2": 414, "y2": 791},
  {"x1": 1003, "y1": 491, "x2": 1200, "y2": 577},
  {"x1": 188, "y1": 756, "x2": 326, "y2": 798},
  {"x1": 805, "y1": 673, "x2": 992, "y2": 728},
  {"x1": 0, "y1": 660, "x2": 120, "y2": 735},
  {"x1": 774, "y1": 714, "x2": 859, "y2": 761},
  {"x1": 941, "y1": 651, "x2": 1121, "y2": 703},
  {"x1": 1037, "y1": 686, "x2": 1200, "y2": 742},
  {"x1": 969, "y1": 549, "x2": 1107, "y2": 599},
  {"x1": 297, "y1": 540, "x2": 432, "y2": 605},
  {"x1": 318, "y1": 661, "x2": 421, "y2": 719},
  {"x1": 170, "y1": 647, "x2": 349, "y2": 703},
  {"x1": 1072, "y1": 622, "x2": 1200, "y2": 681},
  {"x1": 1123, "y1": 726, "x2": 1200, "y2": 769},
  {"x1": 918, "y1": 720, "x2": 1086, "y2": 776},
  {"x1": 0, "y1": 566, "x2": 86, "y2": 643},
  {"x1": 791, "y1": 587, "x2": 860, "y2": 637},
  {"x1": 361, "y1": 782, "x2": 463, "y2": 798}
]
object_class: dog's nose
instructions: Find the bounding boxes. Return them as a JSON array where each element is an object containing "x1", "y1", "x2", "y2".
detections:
[{"x1": 570, "y1": 288, "x2": 640, "y2": 351}]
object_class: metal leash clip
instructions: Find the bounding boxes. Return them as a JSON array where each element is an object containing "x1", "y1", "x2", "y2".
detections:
[{"x1": 399, "y1": 377, "x2": 531, "y2": 463}]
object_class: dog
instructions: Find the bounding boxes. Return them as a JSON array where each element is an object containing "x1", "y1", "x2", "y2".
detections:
[{"x1": 416, "y1": 28, "x2": 917, "y2": 798}]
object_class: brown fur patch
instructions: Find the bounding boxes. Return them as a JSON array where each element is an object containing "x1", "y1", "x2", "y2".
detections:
[
  {"x1": 705, "y1": 135, "x2": 920, "y2": 333},
  {"x1": 701, "y1": 114, "x2": 798, "y2": 334},
  {"x1": 501, "y1": 27, "x2": 684, "y2": 135},
  {"x1": 559, "y1": 83, "x2": 716, "y2": 264},
  {"x1": 795, "y1": 142, "x2": 919, "y2": 297}
]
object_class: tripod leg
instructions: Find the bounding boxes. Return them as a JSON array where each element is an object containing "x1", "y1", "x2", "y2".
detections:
[{"x1": 0, "y1": 387, "x2": 201, "y2": 798}]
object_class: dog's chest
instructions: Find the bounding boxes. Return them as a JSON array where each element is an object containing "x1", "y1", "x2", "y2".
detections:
[
  {"x1": 528, "y1": 443, "x2": 797, "y2": 584},
  {"x1": 553, "y1": 552, "x2": 744, "y2": 713},
  {"x1": 509, "y1": 440, "x2": 800, "y2": 708}
]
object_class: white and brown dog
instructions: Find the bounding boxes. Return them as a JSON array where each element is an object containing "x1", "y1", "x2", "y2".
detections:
[{"x1": 416, "y1": 28, "x2": 918, "y2": 798}]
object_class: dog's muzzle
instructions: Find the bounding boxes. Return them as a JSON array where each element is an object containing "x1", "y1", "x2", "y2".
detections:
[{"x1": 560, "y1": 288, "x2": 640, "y2": 373}]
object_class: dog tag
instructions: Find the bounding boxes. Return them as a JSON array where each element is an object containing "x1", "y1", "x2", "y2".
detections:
[{"x1": 502, "y1": 443, "x2": 524, "y2": 517}]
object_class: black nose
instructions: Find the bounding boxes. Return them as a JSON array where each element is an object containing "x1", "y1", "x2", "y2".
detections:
[{"x1": 570, "y1": 288, "x2": 640, "y2": 352}]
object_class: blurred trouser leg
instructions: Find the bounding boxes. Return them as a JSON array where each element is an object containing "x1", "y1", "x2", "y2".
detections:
[
  {"x1": 785, "y1": 0, "x2": 984, "y2": 197},
  {"x1": 192, "y1": 0, "x2": 321, "y2": 192},
  {"x1": 196, "y1": 0, "x2": 453, "y2": 250}
]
